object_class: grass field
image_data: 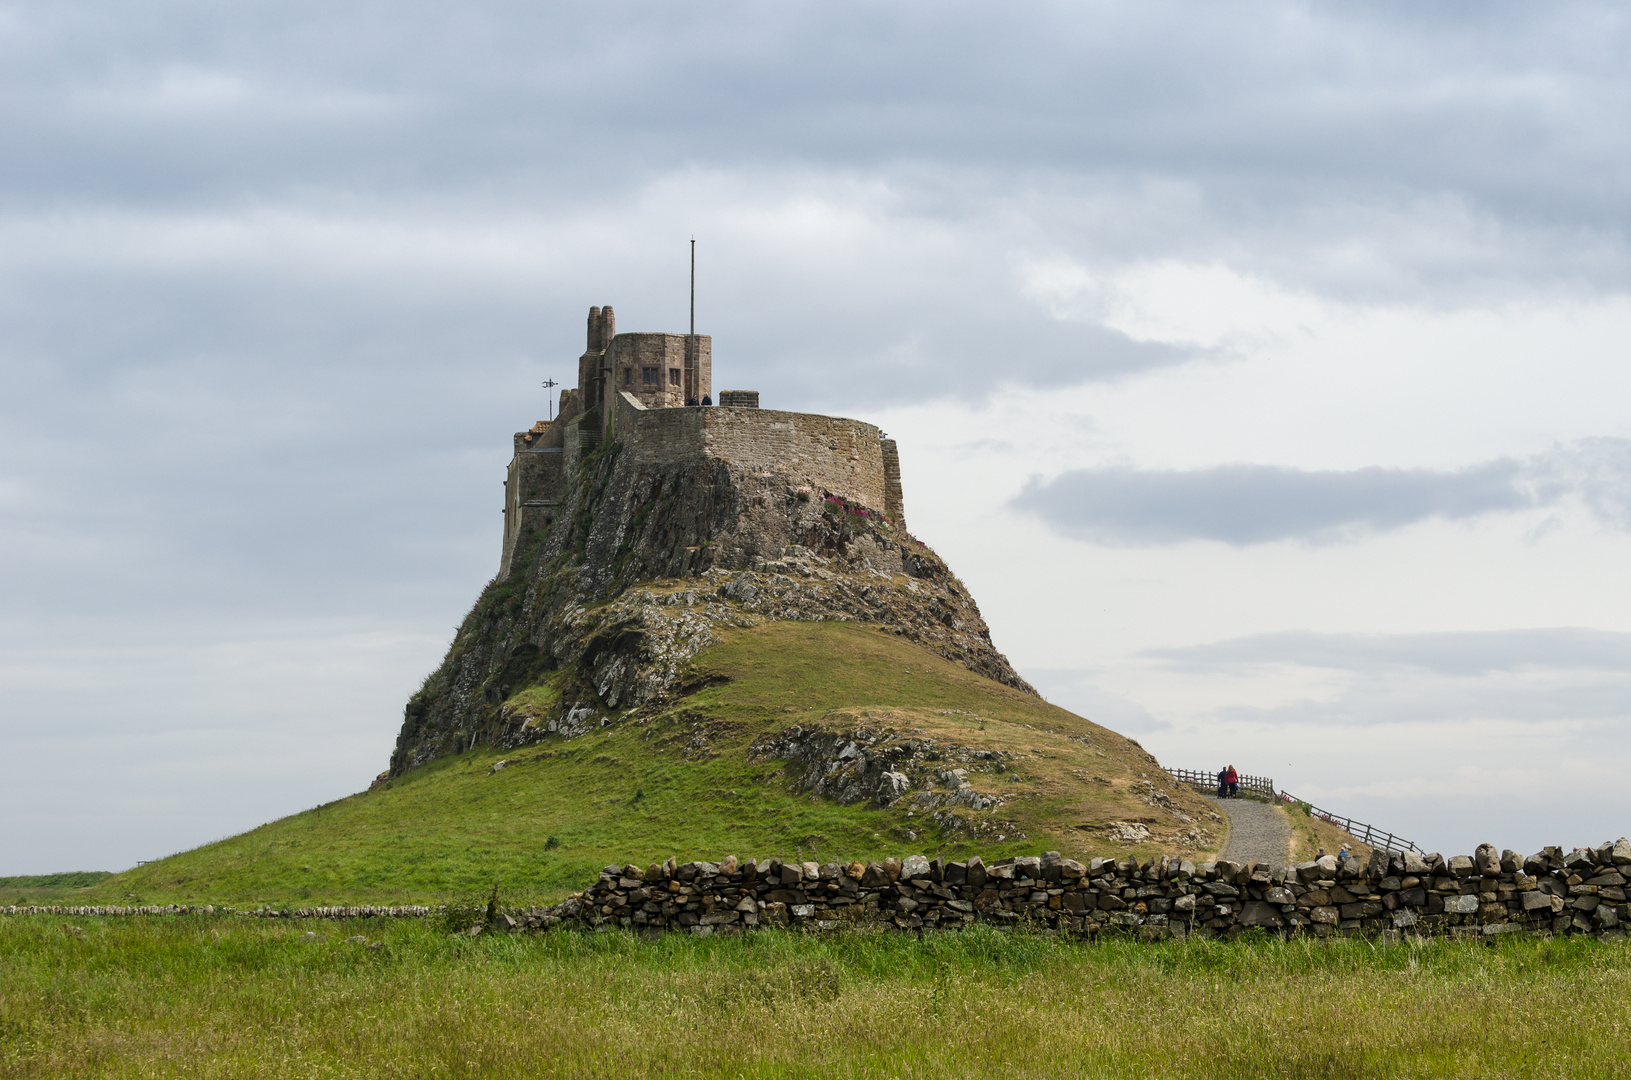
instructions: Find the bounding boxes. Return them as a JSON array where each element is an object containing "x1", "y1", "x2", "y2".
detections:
[
  {"x1": 45, "y1": 622, "x2": 1226, "y2": 909},
  {"x1": 2, "y1": 913, "x2": 1628, "y2": 1079}
]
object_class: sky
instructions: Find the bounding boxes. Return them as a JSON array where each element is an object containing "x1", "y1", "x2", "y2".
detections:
[{"x1": 3, "y1": 0, "x2": 1630, "y2": 873}]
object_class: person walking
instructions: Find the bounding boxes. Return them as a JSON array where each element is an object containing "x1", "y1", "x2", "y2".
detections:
[
  {"x1": 1216, "y1": 767, "x2": 1228, "y2": 799},
  {"x1": 1225, "y1": 765, "x2": 1239, "y2": 798}
]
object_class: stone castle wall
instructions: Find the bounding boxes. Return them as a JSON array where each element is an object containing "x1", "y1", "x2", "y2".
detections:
[
  {"x1": 520, "y1": 839, "x2": 1631, "y2": 941},
  {"x1": 609, "y1": 392, "x2": 887, "y2": 513},
  {"x1": 606, "y1": 333, "x2": 712, "y2": 409},
  {"x1": 501, "y1": 304, "x2": 895, "y2": 580}
]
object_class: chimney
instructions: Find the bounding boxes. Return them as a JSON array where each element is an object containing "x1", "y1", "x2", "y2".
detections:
[
  {"x1": 600, "y1": 305, "x2": 615, "y2": 343},
  {"x1": 586, "y1": 306, "x2": 602, "y2": 352}
]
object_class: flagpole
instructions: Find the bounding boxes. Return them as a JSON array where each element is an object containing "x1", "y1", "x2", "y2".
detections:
[{"x1": 688, "y1": 237, "x2": 696, "y2": 403}]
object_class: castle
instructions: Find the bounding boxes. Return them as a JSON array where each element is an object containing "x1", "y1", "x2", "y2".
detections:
[{"x1": 499, "y1": 305, "x2": 908, "y2": 578}]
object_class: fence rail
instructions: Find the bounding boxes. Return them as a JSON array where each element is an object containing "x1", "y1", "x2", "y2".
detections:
[
  {"x1": 1167, "y1": 767, "x2": 1276, "y2": 801},
  {"x1": 1275, "y1": 791, "x2": 1424, "y2": 855},
  {"x1": 1166, "y1": 767, "x2": 1423, "y2": 855}
]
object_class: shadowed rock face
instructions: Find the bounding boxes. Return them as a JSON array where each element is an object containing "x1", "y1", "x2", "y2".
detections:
[{"x1": 389, "y1": 444, "x2": 1033, "y2": 775}]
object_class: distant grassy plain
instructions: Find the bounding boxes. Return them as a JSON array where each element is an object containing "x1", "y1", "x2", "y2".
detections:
[{"x1": 2, "y1": 914, "x2": 1628, "y2": 1079}]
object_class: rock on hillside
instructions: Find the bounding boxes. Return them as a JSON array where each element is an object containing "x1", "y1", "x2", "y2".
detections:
[{"x1": 390, "y1": 444, "x2": 1034, "y2": 774}]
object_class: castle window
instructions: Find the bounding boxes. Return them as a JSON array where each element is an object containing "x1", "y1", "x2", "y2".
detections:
[
  {"x1": 669, "y1": 368, "x2": 681, "y2": 385},
  {"x1": 622, "y1": 368, "x2": 632, "y2": 385},
  {"x1": 642, "y1": 367, "x2": 659, "y2": 385}
]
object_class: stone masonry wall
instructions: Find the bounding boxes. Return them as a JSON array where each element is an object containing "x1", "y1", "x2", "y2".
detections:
[
  {"x1": 881, "y1": 438, "x2": 906, "y2": 532},
  {"x1": 606, "y1": 333, "x2": 712, "y2": 409},
  {"x1": 520, "y1": 839, "x2": 1631, "y2": 941},
  {"x1": 612, "y1": 401, "x2": 887, "y2": 515}
]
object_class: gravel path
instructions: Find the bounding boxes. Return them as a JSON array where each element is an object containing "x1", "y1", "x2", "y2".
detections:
[{"x1": 1210, "y1": 796, "x2": 1291, "y2": 871}]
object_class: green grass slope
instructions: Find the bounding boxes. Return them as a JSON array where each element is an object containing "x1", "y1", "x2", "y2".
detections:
[{"x1": 81, "y1": 622, "x2": 1219, "y2": 907}]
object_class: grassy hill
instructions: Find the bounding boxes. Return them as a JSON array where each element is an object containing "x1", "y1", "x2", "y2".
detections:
[{"x1": 71, "y1": 621, "x2": 1224, "y2": 908}]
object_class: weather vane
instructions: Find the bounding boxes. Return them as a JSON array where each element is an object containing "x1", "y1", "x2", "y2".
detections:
[{"x1": 542, "y1": 378, "x2": 559, "y2": 420}]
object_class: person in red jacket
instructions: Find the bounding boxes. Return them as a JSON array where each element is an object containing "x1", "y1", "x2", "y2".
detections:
[{"x1": 1225, "y1": 765, "x2": 1239, "y2": 798}]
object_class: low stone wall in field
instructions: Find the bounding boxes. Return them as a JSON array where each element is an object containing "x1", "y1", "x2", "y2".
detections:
[
  {"x1": 3, "y1": 904, "x2": 435, "y2": 920},
  {"x1": 520, "y1": 839, "x2": 1631, "y2": 941}
]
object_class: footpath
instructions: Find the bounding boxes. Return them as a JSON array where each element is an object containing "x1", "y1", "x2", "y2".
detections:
[{"x1": 1210, "y1": 795, "x2": 1291, "y2": 873}]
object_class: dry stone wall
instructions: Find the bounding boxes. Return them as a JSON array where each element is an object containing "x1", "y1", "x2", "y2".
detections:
[
  {"x1": 519, "y1": 838, "x2": 1631, "y2": 941},
  {"x1": 3, "y1": 904, "x2": 433, "y2": 919}
]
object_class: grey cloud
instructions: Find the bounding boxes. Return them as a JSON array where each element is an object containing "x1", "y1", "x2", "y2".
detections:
[
  {"x1": 1021, "y1": 668, "x2": 1171, "y2": 735},
  {"x1": 1011, "y1": 440, "x2": 1631, "y2": 546},
  {"x1": 2, "y1": 2, "x2": 1629, "y2": 300},
  {"x1": 1145, "y1": 628, "x2": 1631, "y2": 677},
  {"x1": 1011, "y1": 459, "x2": 1534, "y2": 545},
  {"x1": 1141, "y1": 630, "x2": 1631, "y2": 737}
]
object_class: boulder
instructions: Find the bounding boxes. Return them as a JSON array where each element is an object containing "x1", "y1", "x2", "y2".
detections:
[
  {"x1": 1521, "y1": 890, "x2": 1554, "y2": 912},
  {"x1": 1563, "y1": 848, "x2": 1595, "y2": 872},
  {"x1": 1239, "y1": 901, "x2": 1285, "y2": 928},
  {"x1": 1442, "y1": 895, "x2": 1479, "y2": 914},
  {"x1": 901, "y1": 855, "x2": 931, "y2": 881},
  {"x1": 1367, "y1": 849, "x2": 1391, "y2": 880},
  {"x1": 1474, "y1": 844, "x2": 1500, "y2": 877},
  {"x1": 966, "y1": 856, "x2": 988, "y2": 889},
  {"x1": 1447, "y1": 855, "x2": 1477, "y2": 878},
  {"x1": 1613, "y1": 838, "x2": 1631, "y2": 866}
]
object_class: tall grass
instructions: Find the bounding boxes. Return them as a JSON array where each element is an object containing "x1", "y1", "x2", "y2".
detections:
[{"x1": 3, "y1": 915, "x2": 1628, "y2": 1078}]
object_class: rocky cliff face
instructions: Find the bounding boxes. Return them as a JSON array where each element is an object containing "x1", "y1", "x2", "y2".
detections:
[{"x1": 389, "y1": 443, "x2": 1034, "y2": 775}]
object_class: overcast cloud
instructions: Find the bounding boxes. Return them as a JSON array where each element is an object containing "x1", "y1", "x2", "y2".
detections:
[
  {"x1": 5, "y1": 1, "x2": 1631, "y2": 872},
  {"x1": 1010, "y1": 439, "x2": 1631, "y2": 545}
]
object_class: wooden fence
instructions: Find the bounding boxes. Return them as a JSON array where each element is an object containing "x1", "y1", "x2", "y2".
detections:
[
  {"x1": 1165, "y1": 767, "x2": 1423, "y2": 855},
  {"x1": 1167, "y1": 767, "x2": 1276, "y2": 801}
]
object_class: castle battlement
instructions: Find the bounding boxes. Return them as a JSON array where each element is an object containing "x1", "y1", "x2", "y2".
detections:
[{"x1": 499, "y1": 305, "x2": 906, "y2": 578}]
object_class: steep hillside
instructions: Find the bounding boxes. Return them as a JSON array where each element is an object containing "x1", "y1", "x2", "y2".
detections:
[
  {"x1": 390, "y1": 441, "x2": 1031, "y2": 775},
  {"x1": 79, "y1": 423, "x2": 1232, "y2": 906},
  {"x1": 88, "y1": 622, "x2": 1220, "y2": 906}
]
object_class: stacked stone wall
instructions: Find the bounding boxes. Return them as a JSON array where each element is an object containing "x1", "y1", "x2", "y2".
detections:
[
  {"x1": 2, "y1": 904, "x2": 433, "y2": 920},
  {"x1": 523, "y1": 839, "x2": 1631, "y2": 941}
]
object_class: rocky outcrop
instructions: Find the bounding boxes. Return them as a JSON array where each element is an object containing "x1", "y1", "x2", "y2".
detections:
[
  {"x1": 390, "y1": 444, "x2": 1034, "y2": 774},
  {"x1": 748, "y1": 722, "x2": 1013, "y2": 809}
]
